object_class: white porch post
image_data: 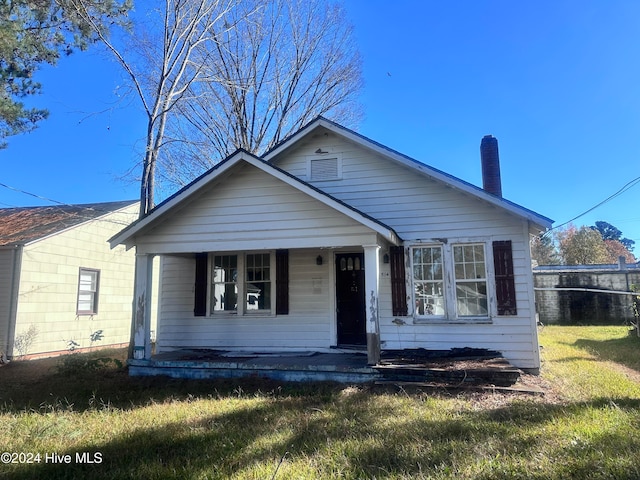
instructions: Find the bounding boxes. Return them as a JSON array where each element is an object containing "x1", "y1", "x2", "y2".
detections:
[
  {"x1": 363, "y1": 244, "x2": 381, "y2": 365},
  {"x1": 133, "y1": 253, "x2": 154, "y2": 360}
]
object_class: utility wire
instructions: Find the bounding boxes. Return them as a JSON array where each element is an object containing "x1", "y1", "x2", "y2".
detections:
[
  {"x1": 542, "y1": 174, "x2": 640, "y2": 238},
  {"x1": 0, "y1": 181, "x2": 135, "y2": 226},
  {"x1": 0, "y1": 181, "x2": 68, "y2": 205}
]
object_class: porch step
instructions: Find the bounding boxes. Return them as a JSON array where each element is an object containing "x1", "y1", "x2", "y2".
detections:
[{"x1": 375, "y1": 348, "x2": 521, "y2": 387}]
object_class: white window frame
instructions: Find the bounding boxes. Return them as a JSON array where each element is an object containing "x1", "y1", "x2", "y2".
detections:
[
  {"x1": 411, "y1": 245, "x2": 446, "y2": 319},
  {"x1": 77, "y1": 268, "x2": 99, "y2": 315},
  {"x1": 209, "y1": 252, "x2": 275, "y2": 316},
  {"x1": 410, "y1": 240, "x2": 493, "y2": 323},
  {"x1": 452, "y1": 243, "x2": 489, "y2": 318}
]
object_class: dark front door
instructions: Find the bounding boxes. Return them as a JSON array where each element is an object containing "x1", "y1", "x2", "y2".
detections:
[{"x1": 335, "y1": 253, "x2": 366, "y2": 346}]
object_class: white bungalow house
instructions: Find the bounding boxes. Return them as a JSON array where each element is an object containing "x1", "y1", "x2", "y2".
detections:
[
  {"x1": 110, "y1": 118, "x2": 552, "y2": 373},
  {"x1": 0, "y1": 201, "x2": 142, "y2": 359}
]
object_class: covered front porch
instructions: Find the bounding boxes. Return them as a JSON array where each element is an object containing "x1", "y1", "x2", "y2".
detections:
[
  {"x1": 131, "y1": 243, "x2": 390, "y2": 367},
  {"x1": 107, "y1": 151, "x2": 407, "y2": 368}
]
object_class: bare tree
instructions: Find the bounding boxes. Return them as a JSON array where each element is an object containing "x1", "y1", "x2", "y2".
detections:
[
  {"x1": 72, "y1": 0, "x2": 236, "y2": 216},
  {"x1": 162, "y1": 0, "x2": 363, "y2": 187}
]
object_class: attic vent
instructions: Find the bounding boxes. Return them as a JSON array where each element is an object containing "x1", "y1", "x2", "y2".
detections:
[{"x1": 309, "y1": 157, "x2": 340, "y2": 181}]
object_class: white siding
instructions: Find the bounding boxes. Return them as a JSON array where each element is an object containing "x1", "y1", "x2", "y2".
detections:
[
  {"x1": 272, "y1": 131, "x2": 524, "y2": 240},
  {"x1": 272, "y1": 129, "x2": 541, "y2": 368},
  {"x1": 136, "y1": 163, "x2": 379, "y2": 255},
  {"x1": 157, "y1": 249, "x2": 334, "y2": 352},
  {"x1": 12, "y1": 205, "x2": 140, "y2": 356}
]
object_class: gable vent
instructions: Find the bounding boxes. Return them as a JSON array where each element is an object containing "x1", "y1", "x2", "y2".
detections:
[{"x1": 310, "y1": 157, "x2": 339, "y2": 181}]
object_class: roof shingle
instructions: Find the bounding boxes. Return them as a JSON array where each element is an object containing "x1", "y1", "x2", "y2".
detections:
[{"x1": 0, "y1": 200, "x2": 137, "y2": 247}]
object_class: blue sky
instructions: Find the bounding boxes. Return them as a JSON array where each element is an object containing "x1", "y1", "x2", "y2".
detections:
[{"x1": 2, "y1": 1, "x2": 640, "y2": 247}]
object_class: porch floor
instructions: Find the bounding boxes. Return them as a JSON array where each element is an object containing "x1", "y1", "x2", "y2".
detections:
[
  {"x1": 130, "y1": 349, "x2": 375, "y2": 383},
  {"x1": 128, "y1": 348, "x2": 526, "y2": 388}
]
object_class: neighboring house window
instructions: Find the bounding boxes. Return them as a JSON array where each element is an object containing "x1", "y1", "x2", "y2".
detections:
[
  {"x1": 412, "y1": 246, "x2": 445, "y2": 317},
  {"x1": 453, "y1": 244, "x2": 488, "y2": 316},
  {"x1": 201, "y1": 252, "x2": 282, "y2": 316},
  {"x1": 77, "y1": 268, "x2": 99, "y2": 315}
]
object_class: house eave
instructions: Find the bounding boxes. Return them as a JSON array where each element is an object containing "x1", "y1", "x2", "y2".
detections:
[{"x1": 264, "y1": 117, "x2": 553, "y2": 231}]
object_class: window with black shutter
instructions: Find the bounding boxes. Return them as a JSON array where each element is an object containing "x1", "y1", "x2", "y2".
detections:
[
  {"x1": 195, "y1": 251, "x2": 287, "y2": 316},
  {"x1": 493, "y1": 241, "x2": 517, "y2": 316},
  {"x1": 389, "y1": 246, "x2": 408, "y2": 316},
  {"x1": 194, "y1": 253, "x2": 208, "y2": 316},
  {"x1": 275, "y1": 249, "x2": 289, "y2": 315}
]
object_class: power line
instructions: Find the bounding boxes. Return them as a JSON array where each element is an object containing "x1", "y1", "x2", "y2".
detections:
[
  {"x1": 0, "y1": 181, "x2": 135, "y2": 227},
  {"x1": 0, "y1": 181, "x2": 68, "y2": 206},
  {"x1": 543, "y1": 174, "x2": 640, "y2": 237}
]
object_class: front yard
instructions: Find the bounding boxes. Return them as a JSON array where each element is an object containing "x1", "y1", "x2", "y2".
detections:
[{"x1": 1, "y1": 326, "x2": 639, "y2": 479}]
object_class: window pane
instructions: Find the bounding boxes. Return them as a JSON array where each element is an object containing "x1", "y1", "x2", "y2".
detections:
[
  {"x1": 211, "y1": 283, "x2": 238, "y2": 312},
  {"x1": 212, "y1": 255, "x2": 238, "y2": 313},
  {"x1": 456, "y1": 282, "x2": 488, "y2": 316},
  {"x1": 77, "y1": 293, "x2": 94, "y2": 312},
  {"x1": 246, "y1": 253, "x2": 271, "y2": 312},
  {"x1": 453, "y1": 244, "x2": 488, "y2": 317},
  {"x1": 415, "y1": 281, "x2": 445, "y2": 316},
  {"x1": 413, "y1": 246, "x2": 445, "y2": 316},
  {"x1": 454, "y1": 245, "x2": 486, "y2": 280},
  {"x1": 77, "y1": 269, "x2": 99, "y2": 314}
]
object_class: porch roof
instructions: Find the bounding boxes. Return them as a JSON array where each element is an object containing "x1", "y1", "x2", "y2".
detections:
[{"x1": 109, "y1": 150, "x2": 401, "y2": 251}]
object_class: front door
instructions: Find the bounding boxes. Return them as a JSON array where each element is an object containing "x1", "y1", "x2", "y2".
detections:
[{"x1": 335, "y1": 253, "x2": 366, "y2": 346}]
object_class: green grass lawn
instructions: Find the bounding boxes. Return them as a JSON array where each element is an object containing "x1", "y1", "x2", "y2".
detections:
[{"x1": 1, "y1": 326, "x2": 640, "y2": 479}]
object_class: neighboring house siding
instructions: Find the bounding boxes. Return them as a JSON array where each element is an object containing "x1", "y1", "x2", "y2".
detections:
[
  {"x1": 136, "y1": 163, "x2": 379, "y2": 255},
  {"x1": 157, "y1": 249, "x2": 333, "y2": 352},
  {"x1": 12, "y1": 205, "x2": 138, "y2": 356},
  {"x1": 0, "y1": 248, "x2": 18, "y2": 358},
  {"x1": 273, "y1": 132, "x2": 540, "y2": 368}
]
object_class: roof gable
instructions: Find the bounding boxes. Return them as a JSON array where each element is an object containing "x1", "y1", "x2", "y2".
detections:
[
  {"x1": 264, "y1": 117, "x2": 553, "y2": 230},
  {"x1": 110, "y1": 150, "x2": 400, "y2": 249},
  {"x1": 0, "y1": 200, "x2": 138, "y2": 247}
]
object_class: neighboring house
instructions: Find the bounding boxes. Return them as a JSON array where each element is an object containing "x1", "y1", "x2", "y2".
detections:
[
  {"x1": 534, "y1": 259, "x2": 640, "y2": 325},
  {"x1": 110, "y1": 117, "x2": 552, "y2": 372},
  {"x1": 0, "y1": 201, "x2": 140, "y2": 360}
]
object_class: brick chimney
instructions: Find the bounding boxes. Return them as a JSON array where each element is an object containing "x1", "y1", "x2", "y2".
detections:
[{"x1": 480, "y1": 135, "x2": 502, "y2": 197}]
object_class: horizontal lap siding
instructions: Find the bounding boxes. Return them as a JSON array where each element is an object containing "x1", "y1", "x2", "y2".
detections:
[
  {"x1": 138, "y1": 163, "x2": 376, "y2": 254},
  {"x1": 157, "y1": 251, "x2": 332, "y2": 352},
  {"x1": 275, "y1": 132, "x2": 540, "y2": 368},
  {"x1": 274, "y1": 136, "x2": 523, "y2": 240}
]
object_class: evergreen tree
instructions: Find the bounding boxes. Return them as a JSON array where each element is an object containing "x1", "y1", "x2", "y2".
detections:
[{"x1": 0, "y1": 0, "x2": 130, "y2": 146}]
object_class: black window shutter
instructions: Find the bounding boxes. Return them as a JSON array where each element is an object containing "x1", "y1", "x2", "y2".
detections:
[
  {"x1": 389, "y1": 246, "x2": 408, "y2": 316},
  {"x1": 194, "y1": 253, "x2": 208, "y2": 316},
  {"x1": 493, "y1": 241, "x2": 517, "y2": 316},
  {"x1": 275, "y1": 249, "x2": 289, "y2": 315}
]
